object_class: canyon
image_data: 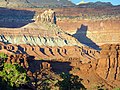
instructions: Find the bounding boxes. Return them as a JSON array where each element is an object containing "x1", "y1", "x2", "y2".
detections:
[{"x1": 0, "y1": 5, "x2": 120, "y2": 89}]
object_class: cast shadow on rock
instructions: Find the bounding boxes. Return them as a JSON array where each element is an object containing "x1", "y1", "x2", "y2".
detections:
[
  {"x1": 28, "y1": 59, "x2": 72, "y2": 74},
  {"x1": 27, "y1": 58, "x2": 85, "y2": 89},
  {"x1": 0, "y1": 7, "x2": 35, "y2": 28},
  {"x1": 73, "y1": 24, "x2": 101, "y2": 50}
]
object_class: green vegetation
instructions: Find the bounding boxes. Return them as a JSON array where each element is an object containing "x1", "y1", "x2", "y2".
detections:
[
  {"x1": 0, "y1": 53, "x2": 7, "y2": 71},
  {"x1": 37, "y1": 74, "x2": 60, "y2": 90},
  {"x1": 0, "y1": 53, "x2": 85, "y2": 90},
  {"x1": 0, "y1": 52, "x2": 7, "y2": 60},
  {"x1": 113, "y1": 88, "x2": 120, "y2": 90},
  {"x1": 31, "y1": 68, "x2": 60, "y2": 90},
  {"x1": 90, "y1": 83, "x2": 107, "y2": 90},
  {"x1": 0, "y1": 55, "x2": 30, "y2": 90},
  {"x1": 58, "y1": 73, "x2": 85, "y2": 90},
  {"x1": 32, "y1": 68, "x2": 85, "y2": 90}
]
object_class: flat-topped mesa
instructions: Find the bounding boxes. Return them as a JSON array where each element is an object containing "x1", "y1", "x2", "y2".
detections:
[{"x1": 36, "y1": 9, "x2": 56, "y2": 24}]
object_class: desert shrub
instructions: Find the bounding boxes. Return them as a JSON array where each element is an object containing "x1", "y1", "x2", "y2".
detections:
[
  {"x1": 32, "y1": 68, "x2": 61, "y2": 90},
  {"x1": 0, "y1": 52, "x2": 7, "y2": 59},
  {"x1": 58, "y1": 73, "x2": 86, "y2": 90},
  {"x1": 113, "y1": 88, "x2": 120, "y2": 90},
  {"x1": 35, "y1": 71, "x2": 86, "y2": 90},
  {"x1": 91, "y1": 84, "x2": 106, "y2": 90},
  {"x1": 0, "y1": 53, "x2": 7, "y2": 71},
  {"x1": 38, "y1": 75, "x2": 60, "y2": 90},
  {"x1": 0, "y1": 63, "x2": 30, "y2": 90}
]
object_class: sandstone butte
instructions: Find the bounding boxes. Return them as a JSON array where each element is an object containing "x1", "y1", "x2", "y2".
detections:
[{"x1": 0, "y1": 6, "x2": 120, "y2": 89}]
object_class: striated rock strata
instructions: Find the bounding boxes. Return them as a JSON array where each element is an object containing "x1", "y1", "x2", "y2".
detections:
[
  {"x1": 70, "y1": 44, "x2": 120, "y2": 89},
  {"x1": 0, "y1": 42, "x2": 99, "y2": 61}
]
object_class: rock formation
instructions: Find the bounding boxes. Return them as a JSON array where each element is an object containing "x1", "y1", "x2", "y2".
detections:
[
  {"x1": 96, "y1": 44, "x2": 120, "y2": 81},
  {"x1": 57, "y1": 18, "x2": 120, "y2": 47},
  {"x1": 5, "y1": 54, "x2": 30, "y2": 69},
  {"x1": 0, "y1": 42, "x2": 98, "y2": 61},
  {"x1": 70, "y1": 44, "x2": 120, "y2": 89},
  {"x1": 2, "y1": 43, "x2": 120, "y2": 89},
  {"x1": 36, "y1": 9, "x2": 56, "y2": 24},
  {"x1": 0, "y1": 20, "x2": 85, "y2": 48},
  {"x1": 0, "y1": 6, "x2": 120, "y2": 89}
]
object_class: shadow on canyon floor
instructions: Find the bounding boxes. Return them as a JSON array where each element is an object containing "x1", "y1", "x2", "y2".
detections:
[
  {"x1": 27, "y1": 57, "x2": 85, "y2": 89},
  {"x1": 0, "y1": 7, "x2": 35, "y2": 28},
  {"x1": 28, "y1": 58, "x2": 72, "y2": 74},
  {"x1": 73, "y1": 24, "x2": 101, "y2": 50}
]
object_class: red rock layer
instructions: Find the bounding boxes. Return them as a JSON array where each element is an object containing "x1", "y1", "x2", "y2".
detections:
[
  {"x1": 70, "y1": 44, "x2": 120, "y2": 89},
  {"x1": 0, "y1": 42, "x2": 99, "y2": 61},
  {"x1": 57, "y1": 19, "x2": 120, "y2": 32}
]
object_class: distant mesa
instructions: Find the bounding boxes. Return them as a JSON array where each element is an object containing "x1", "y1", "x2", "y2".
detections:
[
  {"x1": 77, "y1": 1, "x2": 113, "y2": 8},
  {"x1": 76, "y1": 0, "x2": 88, "y2": 5},
  {"x1": 0, "y1": 0, "x2": 75, "y2": 8},
  {"x1": 0, "y1": 0, "x2": 115, "y2": 8}
]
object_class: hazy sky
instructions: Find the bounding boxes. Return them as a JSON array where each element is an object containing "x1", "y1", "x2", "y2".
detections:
[{"x1": 71, "y1": 0, "x2": 120, "y2": 5}]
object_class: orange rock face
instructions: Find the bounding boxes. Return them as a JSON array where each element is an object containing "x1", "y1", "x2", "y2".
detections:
[
  {"x1": 0, "y1": 7, "x2": 120, "y2": 89},
  {"x1": 97, "y1": 44, "x2": 120, "y2": 81},
  {"x1": 57, "y1": 19, "x2": 120, "y2": 32},
  {"x1": 0, "y1": 42, "x2": 98, "y2": 61},
  {"x1": 70, "y1": 44, "x2": 120, "y2": 89}
]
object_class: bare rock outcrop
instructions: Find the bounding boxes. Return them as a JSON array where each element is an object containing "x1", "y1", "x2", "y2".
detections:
[
  {"x1": 0, "y1": 23, "x2": 86, "y2": 47},
  {"x1": 70, "y1": 44, "x2": 120, "y2": 89},
  {"x1": 96, "y1": 44, "x2": 120, "y2": 81},
  {"x1": 0, "y1": 42, "x2": 98, "y2": 61},
  {"x1": 58, "y1": 19, "x2": 120, "y2": 46},
  {"x1": 5, "y1": 54, "x2": 31, "y2": 69},
  {"x1": 36, "y1": 9, "x2": 56, "y2": 24}
]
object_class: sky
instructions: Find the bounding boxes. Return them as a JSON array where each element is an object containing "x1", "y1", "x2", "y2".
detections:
[{"x1": 71, "y1": 0, "x2": 120, "y2": 5}]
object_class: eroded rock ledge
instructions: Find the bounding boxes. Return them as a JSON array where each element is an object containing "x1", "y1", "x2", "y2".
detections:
[
  {"x1": 71, "y1": 44, "x2": 120, "y2": 89},
  {"x1": 0, "y1": 42, "x2": 99, "y2": 61}
]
